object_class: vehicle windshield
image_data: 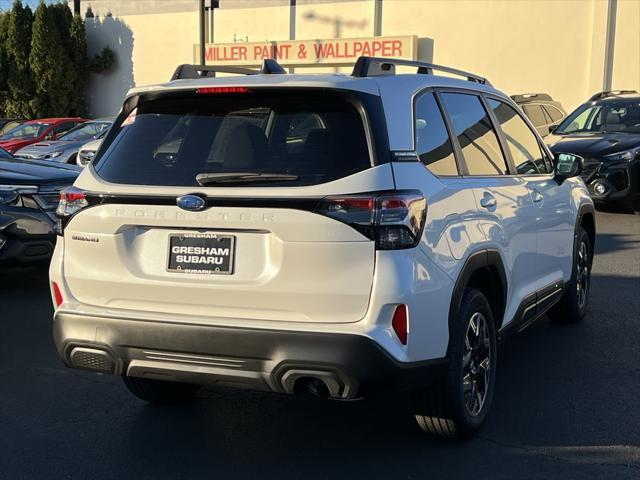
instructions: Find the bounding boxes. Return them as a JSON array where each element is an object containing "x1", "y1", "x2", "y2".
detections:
[
  {"x1": 59, "y1": 121, "x2": 111, "y2": 141},
  {"x1": 0, "y1": 123, "x2": 49, "y2": 140},
  {"x1": 0, "y1": 147, "x2": 13, "y2": 159},
  {"x1": 555, "y1": 101, "x2": 640, "y2": 134},
  {"x1": 95, "y1": 91, "x2": 372, "y2": 187}
]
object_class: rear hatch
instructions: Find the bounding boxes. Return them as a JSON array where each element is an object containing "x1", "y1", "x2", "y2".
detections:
[{"x1": 62, "y1": 88, "x2": 392, "y2": 324}]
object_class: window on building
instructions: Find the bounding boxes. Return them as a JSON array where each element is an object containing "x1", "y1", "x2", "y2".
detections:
[
  {"x1": 488, "y1": 99, "x2": 551, "y2": 174},
  {"x1": 414, "y1": 92, "x2": 458, "y2": 175},
  {"x1": 440, "y1": 92, "x2": 508, "y2": 175}
]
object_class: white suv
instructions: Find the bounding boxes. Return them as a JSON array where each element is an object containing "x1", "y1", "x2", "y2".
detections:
[{"x1": 50, "y1": 57, "x2": 595, "y2": 439}]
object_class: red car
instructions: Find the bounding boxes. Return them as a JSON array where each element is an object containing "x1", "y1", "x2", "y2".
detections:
[{"x1": 0, "y1": 117, "x2": 87, "y2": 154}]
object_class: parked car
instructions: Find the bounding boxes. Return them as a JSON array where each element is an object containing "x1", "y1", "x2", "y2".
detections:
[
  {"x1": 15, "y1": 118, "x2": 112, "y2": 164},
  {"x1": 511, "y1": 93, "x2": 567, "y2": 137},
  {"x1": 0, "y1": 146, "x2": 80, "y2": 267},
  {"x1": 0, "y1": 119, "x2": 25, "y2": 136},
  {"x1": 0, "y1": 117, "x2": 87, "y2": 154},
  {"x1": 76, "y1": 137, "x2": 104, "y2": 167},
  {"x1": 50, "y1": 57, "x2": 595, "y2": 440},
  {"x1": 546, "y1": 90, "x2": 640, "y2": 212}
]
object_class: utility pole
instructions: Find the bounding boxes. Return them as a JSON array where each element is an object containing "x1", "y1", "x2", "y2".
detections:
[{"x1": 199, "y1": 0, "x2": 206, "y2": 65}]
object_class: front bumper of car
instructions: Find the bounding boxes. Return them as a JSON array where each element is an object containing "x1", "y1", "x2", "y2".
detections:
[{"x1": 581, "y1": 156, "x2": 640, "y2": 207}]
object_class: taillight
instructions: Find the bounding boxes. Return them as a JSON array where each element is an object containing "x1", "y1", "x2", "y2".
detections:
[
  {"x1": 56, "y1": 187, "x2": 89, "y2": 235},
  {"x1": 315, "y1": 190, "x2": 426, "y2": 249}
]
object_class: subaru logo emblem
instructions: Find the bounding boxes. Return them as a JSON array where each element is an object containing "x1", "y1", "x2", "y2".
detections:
[{"x1": 177, "y1": 194, "x2": 206, "y2": 212}]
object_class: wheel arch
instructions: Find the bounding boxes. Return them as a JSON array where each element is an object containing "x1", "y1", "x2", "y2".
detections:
[
  {"x1": 577, "y1": 204, "x2": 596, "y2": 259},
  {"x1": 447, "y1": 249, "x2": 508, "y2": 355}
]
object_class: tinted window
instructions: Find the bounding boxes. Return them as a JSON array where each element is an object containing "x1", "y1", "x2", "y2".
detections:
[
  {"x1": 95, "y1": 92, "x2": 371, "y2": 187},
  {"x1": 52, "y1": 122, "x2": 75, "y2": 136},
  {"x1": 488, "y1": 99, "x2": 550, "y2": 174},
  {"x1": 414, "y1": 92, "x2": 458, "y2": 175},
  {"x1": 440, "y1": 93, "x2": 508, "y2": 175},
  {"x1": 543, "y1": 105, "x2": 564, "y2": 122},
  {"x1": 523, "y1": 105, "x2": 548, "y2": 128}
]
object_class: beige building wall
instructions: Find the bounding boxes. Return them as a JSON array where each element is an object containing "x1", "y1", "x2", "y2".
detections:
[{"x1": 82, "y1": 0, "x2": 640, "y2": 117}]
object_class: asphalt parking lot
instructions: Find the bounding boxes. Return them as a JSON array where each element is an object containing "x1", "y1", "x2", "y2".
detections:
[{"x1": 1, "y1": 211, "x2": 638, "y2": 479}]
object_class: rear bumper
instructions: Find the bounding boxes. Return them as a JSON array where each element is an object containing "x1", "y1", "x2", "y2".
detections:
[
  {"x1": 53, "y1": 311, "x2": 447, "y2": 399},
  {"x1": 0, "y1": 209, "x2": 56, "y2": 266}
]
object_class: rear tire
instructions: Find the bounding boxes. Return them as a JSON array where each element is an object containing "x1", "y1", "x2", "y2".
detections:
[
  {"x1": 548, "y1": 227, "x2": 592, "y2": 324},
  {"x1": 123, "y1": 377, "x2": 200, "y2": 404},
  {"x1": 412, "y1": 288, "x2": 497, "y2": 439}
]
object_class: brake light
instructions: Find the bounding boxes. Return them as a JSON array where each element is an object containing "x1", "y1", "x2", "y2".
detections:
[
  {"x1": 52, "y1": 282, "x2": 63, "y2": 307},
  {"x1": 196, "y1": 87, "x2": 250, "y2": 94},
  {"x1": 315, "y1": 190, "x2": 427, "y2": 249},
  {"x1": 56, "y1": 187, "x2": 89, "y2": 235},
  {"x1": 392, "y1": 305, "x2": 408, "y2": 345}
]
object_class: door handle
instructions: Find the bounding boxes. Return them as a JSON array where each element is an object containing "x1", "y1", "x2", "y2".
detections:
[
  {"x1": 532, "y1": 190, "x2": 544, "y2": 204},
  {"x1": 479, "y1": 193, "x2": 497, "y2": 209}
]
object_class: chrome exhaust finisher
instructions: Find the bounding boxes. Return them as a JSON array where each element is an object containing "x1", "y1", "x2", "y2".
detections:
[{"x1": 69, "y1": 347, "x2": 116, "y2": 374}]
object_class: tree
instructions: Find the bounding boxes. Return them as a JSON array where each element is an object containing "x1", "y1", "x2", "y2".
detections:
[
  {"x1": 4, "y1": 0, "x2": 35, "y2": 118},
  {"x1": 29, "y1": 2, "x2": 75, "y2": 117},
  {"x1": 68, "y1": 13, "x2": 89, "y2": 116},
  {"x1": 0, "y1": 11, "x2": 9, "y2": 116}
]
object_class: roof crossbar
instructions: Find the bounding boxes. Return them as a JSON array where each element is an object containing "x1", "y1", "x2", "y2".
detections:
[
  {"x1": 351, "y1": 56, "x2": 491, "y2": 86},
  {"x1": 171, "y1": 59, "x2": 286, "y2": 81}
]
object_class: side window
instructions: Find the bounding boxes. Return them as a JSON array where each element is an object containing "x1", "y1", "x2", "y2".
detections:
[
  {"x1": 53, "y1": 122, "x2": 74, "y2": 137},
  {"x1": 543, "y1": 105, "x2": 564, "y2": 123},
  {"x1": 487, "y1": 99, "x2": 551, "y2": 174},
  {"x1": 440, "y1": 92, "x2": 508, "y2": 175},
  {"x1": 414, "y1": 92, "x2": 458, "y2": 175},
  {"x1": 523, "y1": 105, "x2": 547, "y2": 128}
]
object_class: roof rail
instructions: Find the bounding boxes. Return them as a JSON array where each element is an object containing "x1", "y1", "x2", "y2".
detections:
[
  {"x1": 171, "y1": 59, "x2": 286, "y2": 81},
  {"x1": 351, "y1": 56, "x2": 491, "y2": 86},
  {"x1": 588, "y1": 90, "x2": 638, "y2": 101},
  {"x1": 510, "y1": 93, "x2": 553, "y2": 103}
]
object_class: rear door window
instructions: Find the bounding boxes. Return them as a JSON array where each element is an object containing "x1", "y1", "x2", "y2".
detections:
[
  {"x1": 523, "y1": 105, "x2": 547, "y2": 128},
  {"x1": 543, "y1": 105, "x2": 564, "y2": 123},
  {"x1": 440, "y1": 92, "x2": 509, "y2": 175},
  {"x1": 414, "y1": 92, "x2": 458, "y2": 175},
  {"x1": 95, "y1": 91, "x2": 372, "y2": 187}
]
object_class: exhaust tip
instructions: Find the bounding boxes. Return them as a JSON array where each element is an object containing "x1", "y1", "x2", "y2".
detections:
[
  {"x1": 69, "y1": 347, "x2": 115, "y2": 373},
  {"x1": 293, "y1": 377, "x2": 331, "y2": 398}
]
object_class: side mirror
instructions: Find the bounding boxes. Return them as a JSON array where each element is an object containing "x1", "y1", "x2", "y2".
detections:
[
  {"x1": 548, "y1": 123, "x2": 559, "y2": 134},
  {"x1": 554, "y1": 153, "x2": 582, "y2": 183}
]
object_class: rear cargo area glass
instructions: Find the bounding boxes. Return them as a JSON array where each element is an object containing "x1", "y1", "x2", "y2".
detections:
[{"x1": 95, "y1": 91, "x2": 372, "y2": 187}]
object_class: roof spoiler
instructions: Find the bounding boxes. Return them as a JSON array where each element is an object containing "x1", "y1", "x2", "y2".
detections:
[
  {"x1": 510, "y1": 93, "x2": 553, "y2": 102},
  {"x1": 351, "y1": 56, "x2": 491, "y2": 86},
  {"x1": 588, "y1": 90, "x2": 638, "y2": 101},
  {"x1": 171, "y1": 59, "x2": 286, "y2": 80}
]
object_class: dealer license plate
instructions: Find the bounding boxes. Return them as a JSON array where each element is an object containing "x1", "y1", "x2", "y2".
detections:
[{"x1": 167, "y1": 233, "x2": 235, "y2": 275}]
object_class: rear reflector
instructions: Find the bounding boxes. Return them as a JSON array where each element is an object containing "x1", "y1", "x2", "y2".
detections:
[
  {"x1": 196, "y1": 87, "x2": 250, "y2": 94},
  {"x1": 392, "y1": 305, "x2": 408, "y2": 345},
  {"x1": 52, "y1": 282, "x2": 63, "y2": 307}
]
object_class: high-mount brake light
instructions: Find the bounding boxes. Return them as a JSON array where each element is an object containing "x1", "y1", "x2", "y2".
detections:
[
  {"x1": 56, "y1": 187, "x2": 89, "y2": 235},
  {"x1": 196, "y1": 87, "x2": 250, "y2": 94},
  {"x1": 315, "y1": 190, "x2": 427, "y2": 250}
]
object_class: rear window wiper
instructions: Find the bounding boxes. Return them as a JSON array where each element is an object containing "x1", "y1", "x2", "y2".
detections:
[{"x1": 196, "y1": 172, "x2": 299, "y2": 186}]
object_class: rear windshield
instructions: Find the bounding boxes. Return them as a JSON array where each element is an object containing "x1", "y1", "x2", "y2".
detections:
[{"x1": 94, "y1": 91, "x2": 372, "y2": 187}]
